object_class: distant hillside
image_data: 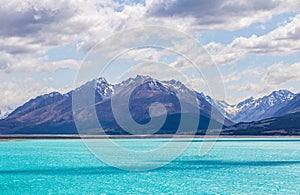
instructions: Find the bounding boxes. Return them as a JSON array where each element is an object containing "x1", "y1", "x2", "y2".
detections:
[{"x1": 222, "y1": 111, "x2": 300, "y2": 135}]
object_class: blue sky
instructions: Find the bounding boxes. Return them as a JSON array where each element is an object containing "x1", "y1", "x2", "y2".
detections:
[{"x1": 1, "y1": 0, "x2": 300, "y2": 111}]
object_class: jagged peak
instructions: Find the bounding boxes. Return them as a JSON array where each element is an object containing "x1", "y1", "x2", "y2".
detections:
[
  {"x1": 135, "y1": 75, "x2": 152, "y2": 80},
  {"x1": 269, "y1": 89, "x2": 294, "y2": 97},
  {"x1": 41, "y1": 91, "x2": 63, "y2": 98},
  {"x1": 115, "y1": 75, "x2": 192, "y2": 91},
  {"x1": 162, "y1": 79, "x2": 185, "y2": 87},
  {"x1": 117, "y1": 75, "x2": 157, "y2": 87},
  {"x1": 96, "y1": 77, "x2": 109, "y2": 84},
  {"x1": 236, "y1": 96, "x2": 255, "y2": 107}
]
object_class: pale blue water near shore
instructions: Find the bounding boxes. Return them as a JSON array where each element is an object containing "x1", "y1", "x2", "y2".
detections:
[{"x1": 0, "y1": 138, "x2": 300, "y2": 194}]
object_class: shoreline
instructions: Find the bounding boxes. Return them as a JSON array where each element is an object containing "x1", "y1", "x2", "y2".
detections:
[{"x1": 0, "y1": 134, "x2": 300, "y2": 140}]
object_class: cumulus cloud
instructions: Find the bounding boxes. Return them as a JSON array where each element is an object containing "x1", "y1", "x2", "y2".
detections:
[
  {"x1": 0, "y1": 0, "x2": 95, "y2": 73},
  {"x1": 1, "y1": 0, "x2": 299, "y2": 73},
  {"x1": 0, "y1": 78, "x2": 72, "y2": 110},
  {"x1": 206, "y1": 14, "x2": 300, "y2": 66},
  {"x1": 146, "y1": 0, "x2": 300, "y2": 31},
  {"x1": 0, "y1": 52, "x2": 81, "y2": 73},
  {"x1": 263, "y1": 62, "x2": 300, "y2": 85},
  {"x1": 0, "y1": 0, "x2": 134, "y2": 73},
  {"x1": 238, "y1": 83, "x2": 262, "y2": 92},
  {"x1": 223, "y1": 68, "x2": 263, "y2": 83},
  {"x1": 224, "y1": 62, "x2": 300, "y2": 103},
  {"x1": 0, "y1": 1, "x2": 97, "y2": 51}
]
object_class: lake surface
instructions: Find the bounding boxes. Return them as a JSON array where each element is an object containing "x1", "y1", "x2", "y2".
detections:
[{"x1": 0, "y1": 138, "x2": 300, "y2": 194}]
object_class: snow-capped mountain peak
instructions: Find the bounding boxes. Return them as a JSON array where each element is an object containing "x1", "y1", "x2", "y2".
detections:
[
  {"x1": 269, "y1": 89, "x2": 295, "y2": 101},
  {"x1": 95, "y1": 77, "x2": 114, "y2": 97},
  {"x1": 135, "y1": 74, "x2": 152, "y2": 81},
  {"x1": 96, "y1": 77, "x2": 108, "y2": 84},
  {"x1": 212, "y1": 89, "x2": 296, "y2": 122}
]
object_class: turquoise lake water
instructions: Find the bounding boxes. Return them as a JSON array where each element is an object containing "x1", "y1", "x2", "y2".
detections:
[{"x1": 0, "y1": 138, "x2": 300, "y2": 194}]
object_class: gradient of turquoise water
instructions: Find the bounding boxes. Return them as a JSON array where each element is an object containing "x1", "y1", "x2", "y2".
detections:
[{"x1": 0, "y1": 138, "x2": 300, "y2": 194}]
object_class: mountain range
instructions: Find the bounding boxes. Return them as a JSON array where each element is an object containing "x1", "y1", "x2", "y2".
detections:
[
  {"x1": 0, "y1": 75, "x2": 299, "y2": 135},
  {"x1": 209, "y1": 89, "x2": 297, "y2": 123}
]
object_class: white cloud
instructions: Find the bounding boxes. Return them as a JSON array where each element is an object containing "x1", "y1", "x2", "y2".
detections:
[
  {"x1": 206, "y1": 14, "x2": 300, "y2": 66},
  {"x1": 1, "y1": 0, "x2": 299, "y2": 73},
  {"x1": 146, "y1": 0, "x2": 300, "y2": 31},
  {"x1": 223, "y1": 61, "x2": 300, "y2": 104},
  {"x1": 238, "y1": 83, "x2": 262, "y2": 92},
  {"x1": 223, "y1": 68, "x2": 263, "y2": 83},
  {"x1": 0, "y1": 0, "x2": 99, "y2": 73},
  {"x1": 263, "y1": 62, "x2": 300, "y2": 85},
  {"x1": 0, "y1": 77, "x2": 72, "y2": 111},
  {"x1": 120, "y1": 47, "x2": 167, "y2": 62},
  {"x1": 0, "y1": 52, "x2": 81, "y2": 73},
  {"x1": 0, "y1": 80, "x2": 53, "y2": 109}
]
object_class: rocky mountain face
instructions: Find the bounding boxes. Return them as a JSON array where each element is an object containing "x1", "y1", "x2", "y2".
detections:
[
  {"x1": 274, "y1": 93, "x2": 300, "y2": 116},
  {"x1": 0, "y1": 75, "x2": 229, "y2": 135}
]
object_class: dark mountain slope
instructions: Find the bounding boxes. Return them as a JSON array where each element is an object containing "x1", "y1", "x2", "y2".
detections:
[{"x1": 222, "y1": 111, "x2": 300, "y2": 135}]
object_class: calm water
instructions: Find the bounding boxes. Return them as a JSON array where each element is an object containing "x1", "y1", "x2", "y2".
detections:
[{"x1": 0, "y1": 138, "x2": 300, "y2": 194}]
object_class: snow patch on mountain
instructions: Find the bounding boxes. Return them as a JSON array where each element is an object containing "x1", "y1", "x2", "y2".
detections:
[{"x1": 95, "y1": 77, "x2": 114, "y2": 97}]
